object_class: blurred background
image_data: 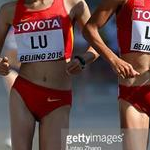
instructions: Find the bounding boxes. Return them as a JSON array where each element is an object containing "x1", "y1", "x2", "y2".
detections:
[
  {"x1": 0, "y1": 0, "x2": 119, "y2": 149},
  {"x1": 71, "y1": 0, "x2": 119, "y2": 128}
]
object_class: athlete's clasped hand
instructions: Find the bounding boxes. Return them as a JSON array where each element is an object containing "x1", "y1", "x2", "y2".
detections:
[
  {"x1": 110, "y1": 57, "x2": 140, "y2": 79},
  {"x1": 66, "y1": 58, "x2": 83, "y2": 75},
  {"x1": 0, "y1": 57, "x2": 10, "y2": 76}
]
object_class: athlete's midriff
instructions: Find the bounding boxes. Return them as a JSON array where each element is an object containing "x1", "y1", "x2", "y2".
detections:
[
  {"x1": 118, "y1": 52, "x2": 150, "y2": 116},
  {"x1": 119, "y1": 52, "x2": 150, "y2": 86},
  {"x1": 19, "y1": 59, "x2": 72, "y2": 90}
]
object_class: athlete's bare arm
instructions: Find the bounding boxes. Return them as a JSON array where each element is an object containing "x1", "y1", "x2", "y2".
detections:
[
  {"x1": 82, "y1": 0, "x2": 140, "y2": 79},
  {"x1": 0, "y1": 2, "x2": 16, "y2": 76},
  {"x1": 66, "y1": 0, "x2": 99, "y2": 74},
  {"x1": 73, "y1": 0, "x2": 99, "y2": 62},
  {"x1": 86, "y1": 0, "x2": 125, "y2": 28}
]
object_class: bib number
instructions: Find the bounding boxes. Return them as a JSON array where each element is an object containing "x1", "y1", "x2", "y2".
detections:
[
  {"x1": 131, "y1": 8, "x2": 150, "y2": 52},
  {"x1": 14, "y1": 17, "x2": 65, "y2": 62}
]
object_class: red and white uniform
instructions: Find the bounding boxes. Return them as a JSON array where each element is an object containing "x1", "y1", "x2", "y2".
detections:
[
  {"x1": 13, "y1": 0, "x2": 74, "y2": 63},
  {"x1": 116, "y1": 0, "x2": 150, "y2": 54}
]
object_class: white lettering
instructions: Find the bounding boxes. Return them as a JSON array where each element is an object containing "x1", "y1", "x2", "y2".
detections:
[
  {"x1": 37, "y1": 21, "x2": 46, "y2": 29},
  {"x1": 22, "y1": 23, "x2": 30, "y2": 31},
  {"x1": 135, "y1": 9, "x2": 150, "y2": 20},
  {"x1": 45, "y1": 20, "x2": 53, "y2": 28},
  {"x1": 135, "y1": 9, "x2": 143, "y2": 19},
  {"x1": 16, "y1": 18, "x2": 61, "y2": 32},
  {"x1": 143, "y1": 11, "x2": 150, "y2": 20},
  {"x1": 52, "y1": 19, "x2": 60, "y2": 28},
  {"x1": 30, "y1": 21, "x2": 37, "y2": 30},
  {"x1": 85, "y1": 146, "x2": 101, "y2": 150},
  {"x1": 17, "y1": 24, "x2": 22, "y2": 32}
]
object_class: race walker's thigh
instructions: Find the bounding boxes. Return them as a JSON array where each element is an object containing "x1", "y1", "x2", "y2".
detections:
[
  {"x1": 39, "y1": 105, "x2": 71, "y2": 150},
  {"x1": 119, "y1": 100, "x2": 149, "y2": 150},
  {"x1": 10, "y1": 88, "x2": 36, "y2": 150}
]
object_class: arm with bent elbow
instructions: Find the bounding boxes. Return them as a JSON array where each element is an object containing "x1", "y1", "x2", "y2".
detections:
[{"x1": 82, "y1": 0, "x2": 139, "y2": 79}]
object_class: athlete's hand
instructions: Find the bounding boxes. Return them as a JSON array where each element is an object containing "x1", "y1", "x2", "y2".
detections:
[
  {"x1": 0, "y1": 57, "x2": 10, "y2": 76},
  {"x1": 110, "y1": 57, "x2": 140, "y2": 78},
  {"x1": 66, "y1": 59, "x2": 84, "y2": 75}
]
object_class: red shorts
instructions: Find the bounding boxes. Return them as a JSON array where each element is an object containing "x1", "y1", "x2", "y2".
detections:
[
  {"x1": 12, "y1": 76, "x2": 72, "y2": 121},
  {"x1": 118, "y1": 85, "x2": 150, "y2": 116}
]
